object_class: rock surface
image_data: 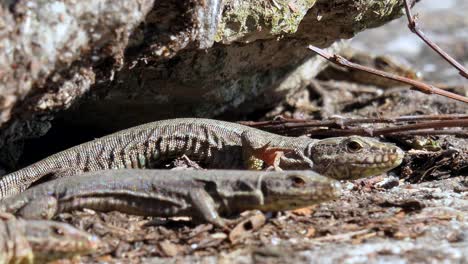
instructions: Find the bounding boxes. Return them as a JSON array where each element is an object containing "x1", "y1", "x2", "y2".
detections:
[{"x1": 0, "y1": 0, "x2": 406, "y2": 168}]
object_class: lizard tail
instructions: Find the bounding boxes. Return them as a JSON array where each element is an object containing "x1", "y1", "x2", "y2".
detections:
[{"x1": 0, "y1": 160, "x2": 57, "y2": 199}]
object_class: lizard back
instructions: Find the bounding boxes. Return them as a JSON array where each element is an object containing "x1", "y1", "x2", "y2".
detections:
[{"x1": 0, "y1": 119, "x2": 255, "y2": 198}]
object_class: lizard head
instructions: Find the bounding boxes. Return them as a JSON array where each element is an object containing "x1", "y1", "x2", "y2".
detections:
[
  {"x1": 25, "y1": 219, "x2": 100, "y2": 262},
  {"x1": 257, "y1": 171, "x2": 341, "y2": 212},
  {"x1": 308, "y1": 136, "x2": 404, "y2": 180}
]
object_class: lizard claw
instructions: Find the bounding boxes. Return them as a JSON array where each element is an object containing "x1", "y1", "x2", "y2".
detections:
[
  {"x1": 253, "y1": 143, "x2": 290, "y2": 170},
  {"x1": 265, "y1": 165, "x2": 283, "y2": 171},
  {"x1": 242, "y1": 130, "x2": 292, "y2": 170}
]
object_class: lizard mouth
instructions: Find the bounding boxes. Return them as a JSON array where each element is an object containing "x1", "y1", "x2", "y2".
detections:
[
  {"x1": 353, "y1": 149, "x2": 404, "y2": 169},
  {"x1": 324, "y1": 148, "x2": 404, "y2": 180}
]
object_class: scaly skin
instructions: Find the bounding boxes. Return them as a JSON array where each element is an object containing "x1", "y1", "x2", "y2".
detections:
[
  {"x1": 0, "y1": 212, "x2": 99, "y2": 264},
  {"x1": 0, "y1": 169, "x2": 341, "y2": 229},
  {"x1": 308, "y1": 136, "x2": 404, "y2": 180},
  {"x1": 0, "y1": 118, "x2": 404, "y2": 198}
]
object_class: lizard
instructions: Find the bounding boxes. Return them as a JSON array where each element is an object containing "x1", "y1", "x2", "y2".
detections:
[
  {"x1": 0, "y1": 118, "x2": 404, "y2": 198},
  {"x1": 0, "y1": 169, "x2": 342, "y2": 230},
  {"x1": 0, "y1": 212, "x2": 99, "y2": 264}
]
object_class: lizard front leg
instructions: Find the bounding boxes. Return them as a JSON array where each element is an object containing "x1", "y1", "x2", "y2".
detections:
[
  {"x1": 241, "y1": 130, "x2": 293, "y2": 171},
  {"x1": 189, "y1": 188, "x2": 230, "y2": 231}
]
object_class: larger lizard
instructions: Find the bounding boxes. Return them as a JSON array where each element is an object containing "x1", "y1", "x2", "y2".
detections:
[
  {"x1": 0, "y1": 118, "x2": 404, "y2": 198},
  {"x1": 0, "y1": 169, "x2": 341, "y2": 230},
  {"x1": 0, "y1": 212, "x2": 99, "y2": 264}
]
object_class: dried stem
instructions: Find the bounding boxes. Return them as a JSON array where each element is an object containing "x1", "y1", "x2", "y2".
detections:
[
  {"x1": 308, "y1": 45, "x2": 468, "y2": 104},
  {"x1": 393, "y1": 114, "x2": 468, "y2": 122},
  {"x1": 403, "y1": 0, "x2": 468, "y2": 79},
  {"x1": 240, "y1": 114, "x2": 468, "y2": 128},
  {"x1": 389, "y1": 130, "x2": 468, "y2": 137},
  {"x1": 239, "y1": 115, "x2": 468, "y2": 137}
]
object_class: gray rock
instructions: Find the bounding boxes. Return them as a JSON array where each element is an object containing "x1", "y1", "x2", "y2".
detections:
[{"x1": 0, "y1": 0, "x2": 406, "y2": 166}]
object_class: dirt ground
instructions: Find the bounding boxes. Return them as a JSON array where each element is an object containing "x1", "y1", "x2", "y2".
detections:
[
  {"x1": 64, "y1": 175, "x2": 466, "y2": 264},
  {"x1": 45, "y1": 1, "x2": 467, "y2": 263}
]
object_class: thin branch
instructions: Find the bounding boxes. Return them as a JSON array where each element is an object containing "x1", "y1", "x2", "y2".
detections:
[
  {"x1": 347, "y1": 119, "x2": 468, "y2": 136},
  {"x1": 239, "y1": 115, "x2": 468, "y2": 137},
  {"x1": 239, "y1": 114, "x2": 468, "y2": 129},
  {"x1": 403, "y1": 0, "x2": 468, "y2": 79},
  {"x1": 308, "y1": 45, "x2": 468, "y2": 104},
  {"x1": 395, "y1": 114, "x2": 468, "y2": 122},
  {"x1": 389, "y1": 129, "x2": 468, "y2": 137},
  {"x1": 293, "y1": 120, "x2": 468, "y2": 137}
]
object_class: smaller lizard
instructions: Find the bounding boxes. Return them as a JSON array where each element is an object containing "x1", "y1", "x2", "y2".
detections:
[
  {"x1": 0, "y1": 212, "x2": 99, "y2": 264},
  {"x1": 0, "y1": 169, "x2": 341, "y2": 230}
]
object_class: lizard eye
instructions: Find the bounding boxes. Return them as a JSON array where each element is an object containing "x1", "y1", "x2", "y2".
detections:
[
  {"x1": 289, "y1": 175, "x2": 306, "y2": 188},
  {"x1": 347, "y1": 140, "x2": 363, "y2": 152}
]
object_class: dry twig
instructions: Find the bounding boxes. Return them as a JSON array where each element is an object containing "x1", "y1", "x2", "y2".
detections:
[
  {"x1": 308, "y1": 45, "x2": 468, "y2": 104},
  {"x1": 239, "y1": 114, "x2": 468, "y2": 138},
  {"x1": 240, "y1": 114, "x2": 468, "y2": 127},
  {"x1": 403, "y1": 0, "x2": 468, "y2": 79}
]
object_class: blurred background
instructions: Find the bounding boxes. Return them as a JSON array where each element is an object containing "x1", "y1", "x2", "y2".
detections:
[{"x1": 352, "y1": 0, "x2": 467, "y2": 87}]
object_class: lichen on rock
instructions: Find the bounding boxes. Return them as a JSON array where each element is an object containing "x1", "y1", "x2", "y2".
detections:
[{"x1": 216, "y1": 0, "x2": 317, "y2": 43}]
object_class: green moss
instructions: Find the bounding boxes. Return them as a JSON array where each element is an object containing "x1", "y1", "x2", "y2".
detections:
[
  {"x1": 370, "y1": 0, "x2": 403, "y2": 18},
  {"x1": 353, "y1": 0, "x2": 404, "y2": 31},
  {"x1": 216, "y1": 0, "x2": 316, "y2": 43}
]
